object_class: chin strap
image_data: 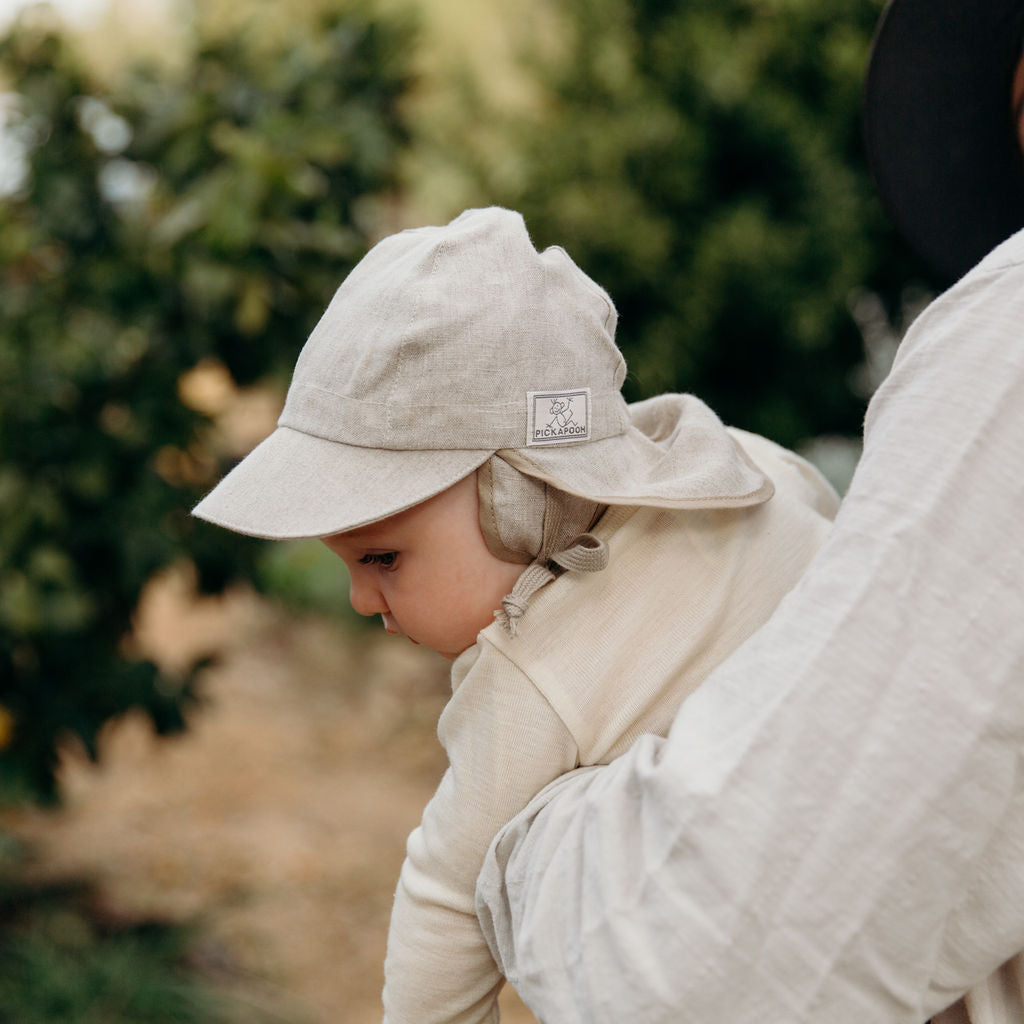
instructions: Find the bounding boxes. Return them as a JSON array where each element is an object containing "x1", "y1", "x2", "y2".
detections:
[
  {"x1": 494, "y1": 530, "x2": 609, "y2": 638},
  {"x1": 479, "y1": 455, "x2": 611, "y2": 636}
]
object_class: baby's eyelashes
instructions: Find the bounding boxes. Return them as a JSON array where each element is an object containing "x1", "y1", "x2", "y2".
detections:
[{"x1": 359, "y1": 552, "x2": 398, "y2": 570}]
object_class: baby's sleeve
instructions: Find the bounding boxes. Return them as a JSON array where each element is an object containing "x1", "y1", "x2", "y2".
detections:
[{"x1": 382, "y1": 640, "x2": 578, "y2": 1024}]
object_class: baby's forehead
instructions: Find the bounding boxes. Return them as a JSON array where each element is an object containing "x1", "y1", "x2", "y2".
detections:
[
  {"x1": 324, "y1": 475, "x2": 480, "y2": 546},
  {"x1": 329, "y1": 521, "x2": 390, "y2": 544},
  {"x1": 329, "y1": 499, "x2": 429, "y2": 542},
  {"x1": 341, "y1": 521, "x2": 381, "y2": 538}
]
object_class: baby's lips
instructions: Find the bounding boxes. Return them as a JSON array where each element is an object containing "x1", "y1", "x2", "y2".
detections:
[{"x1": 381, "y1": 613, "x2": 419, "y2": 645}]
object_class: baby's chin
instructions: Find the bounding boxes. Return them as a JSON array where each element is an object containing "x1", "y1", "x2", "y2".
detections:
[
  {"x1": 436, "y1": 642, "x2": 469, "y2": 662},
  {"x1": 394, "y1": 632, "x2": 457, "y2": 660},
  {"x1": 402, "y1": 623, "x2": 490, "y2": 661},
  {"x1": 435, "y1": 639, "x2": 480, "y2": 662}
]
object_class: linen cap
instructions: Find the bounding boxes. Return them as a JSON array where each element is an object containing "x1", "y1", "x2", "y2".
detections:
[{"x1": 193, "y1": 207, "x2": 770, "y2": 540}]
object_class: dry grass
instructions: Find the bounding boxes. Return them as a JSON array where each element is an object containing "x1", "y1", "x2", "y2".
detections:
[{"x1": 3, "y1": 567, "x2": 539, "y2": 1023}]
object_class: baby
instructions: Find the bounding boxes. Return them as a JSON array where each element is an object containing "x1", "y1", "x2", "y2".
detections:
[{"x1": 194, "y1": 207, "x2": 838, "y2": 1023}]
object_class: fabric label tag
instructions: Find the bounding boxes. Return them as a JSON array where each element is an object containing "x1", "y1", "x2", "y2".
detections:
[{"x1": 526, "y1": 388, "x2": 591, "y2": 447}]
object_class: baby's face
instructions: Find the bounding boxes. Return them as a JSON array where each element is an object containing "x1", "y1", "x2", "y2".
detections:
[{"x1": 321, "y1": 473, "x2": 525, "y2": 660}]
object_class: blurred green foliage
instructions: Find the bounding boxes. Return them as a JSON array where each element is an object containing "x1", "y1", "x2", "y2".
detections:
[
  {"x1": 442, "y1": 0, "x2": 937, "y2": 447},
  {"x1": 0, "y1": 6, "x2": 413, "y2": 800},
  {"x1": 257, "y1": 538, "x2": 361, "y2": 622},
  {"x1": 0, "y1": 0, "x2": 942, "y2": 804},
  {"x1": 0, "y1": 883, "x2": 224, "y2": 1024},
  {"x1": 0, "y1": 863, "x2": 277, "y2": 1024}
]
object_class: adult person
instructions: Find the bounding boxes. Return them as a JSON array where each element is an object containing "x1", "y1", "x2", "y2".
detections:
[{"x1": 474, "y1": 1, "x2": 1024, "y2": 1021}]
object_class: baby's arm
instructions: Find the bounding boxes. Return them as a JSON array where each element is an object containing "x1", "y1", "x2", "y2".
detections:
[{"x1": 382, "y1": 640, "x2": 578, "y2": 1024}]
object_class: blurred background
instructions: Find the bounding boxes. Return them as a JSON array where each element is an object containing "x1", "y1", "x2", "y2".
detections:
[{"x1": 0, "y1": 0, "x2": 941, "y2": 1020}]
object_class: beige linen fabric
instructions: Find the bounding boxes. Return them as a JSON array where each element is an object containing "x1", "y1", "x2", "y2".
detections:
[
  {"x1": 476, "y1": 456, "x2": 604, "y2": 565},
  {"x1": 476, "y1": 458, "x2": 550, "y2": 564},
  {"x1": 476, "y1": 230, "x2": 1024, "y2": 1023},
  {"x1": 192, "y1": 208, "x2": 770, "y2": 540},
  {"x1": 381, "y1": 422, "x2": 838, "y2": 1024},
  {"x1": 476, "y1": 455, "x2": 609, "y2": 633}
]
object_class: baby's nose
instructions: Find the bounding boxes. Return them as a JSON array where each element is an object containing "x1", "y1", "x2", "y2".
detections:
[{"x1": 349, "y1": 576, "x2": 388, "y2": 618}]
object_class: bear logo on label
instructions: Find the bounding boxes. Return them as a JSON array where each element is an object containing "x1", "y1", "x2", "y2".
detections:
[{"x1": 527, "y1": 388, "x2": 591, "y2": 447}]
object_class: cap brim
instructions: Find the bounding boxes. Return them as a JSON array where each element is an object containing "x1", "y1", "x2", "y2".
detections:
[
  {"x1": 864, "y1": 0, "x2": 1024, "y2": 282},
  {"x1": 192, "y1": 426, "x2": 492, "y2": 540}
]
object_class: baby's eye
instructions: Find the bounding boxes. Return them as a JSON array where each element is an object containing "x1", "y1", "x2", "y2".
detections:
[{"x1": 358, "y1": 552, "x2": 398, "y2": 570}]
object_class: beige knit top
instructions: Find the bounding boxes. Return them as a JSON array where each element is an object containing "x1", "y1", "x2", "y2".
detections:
[{"x1": 382, "y1": 428, "x2": 839, "y2": 1024}]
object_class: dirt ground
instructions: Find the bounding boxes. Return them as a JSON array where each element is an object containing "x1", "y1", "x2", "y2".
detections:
[{"x1": 3, "y1": 567, "x2": 539, "y2": 1023}]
